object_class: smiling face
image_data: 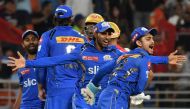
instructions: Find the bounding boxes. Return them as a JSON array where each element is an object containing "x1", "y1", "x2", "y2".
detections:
[
  {"x1": 22, "y1": 34, "x2": 39, "y2": 55},
  {"x1": 136, "y1": 33, "x2": 155, "y2": 54},
  {"x1": 94, "y1": 29, "x2": 113, "y2": 50}
]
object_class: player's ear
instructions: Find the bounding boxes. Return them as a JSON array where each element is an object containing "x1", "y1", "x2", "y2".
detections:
[
  {"x1": 21, "y1": 43, "x2": 25, "y2": 48},
  {"x1": 93, "y1": 32, "x2": 98, "y2": 38},
  {"x1": 136, "y1": 40, "x2": 142, "y2": 47}
]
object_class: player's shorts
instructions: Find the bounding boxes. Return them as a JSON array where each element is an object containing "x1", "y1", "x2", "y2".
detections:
[{"x1": 97, "y1": 85, "x2": 130, "y2": 109}]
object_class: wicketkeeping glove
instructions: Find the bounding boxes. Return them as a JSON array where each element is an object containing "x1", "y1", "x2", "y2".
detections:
[
  {"x1": 130, "y1": 92, "x2": 151, "y2": 105},
  {"x1": 81, "y1": 82, "x2": 100, "y2": 105}
]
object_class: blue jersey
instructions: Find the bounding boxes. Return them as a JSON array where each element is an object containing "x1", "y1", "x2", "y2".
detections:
[
  {"x1": 92, "y1": 48, "x2": 154, "y2": 94},
  {"x1": 25, "y1": 40, "x2": 122, "y2": 108},
  {"x1": 17, "y1": 67, "x2": 43, "y2": 108},
  {"x1": 75, "y1": 41, "x2": 121, "y2": 88},
  {"x1": 36, "y1": 26, "x2": 87, "y2": 96},
  {"x1": 26, "y1": 40, "x2": 122, "y2": 88}
]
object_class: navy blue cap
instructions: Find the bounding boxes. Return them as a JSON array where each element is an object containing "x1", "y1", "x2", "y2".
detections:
[
  {"x1": 95, "y1": 21, "x2": 113, "y2": 33},
  {"x1": 22, "y1": 30, "x2": 39, "y2": 39},
  {"x1": 131, "y1": 27, "x2": 157, "y2": 42},
  {"x1": 54, "y1": 5, "x2": 72, "y2": 19}
]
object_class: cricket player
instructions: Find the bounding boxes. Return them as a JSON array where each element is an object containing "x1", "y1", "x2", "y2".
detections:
[
  {"x1": 84, "y1": 13, "x2": 104, "y2": 41},
  {"x1": 8, "y1": 24, "x2": 186, "y2": 109},
  {"x1": 109, "y1": 22, "x2": 128, "y2": 52},
  {"x1": 80, "y1": 27, "x2": 187, "y2": 109},
  {"x1": 84, "y1": 14, "x2": 127, "y2": 53},
  {"x1": 9, "y1": 21, "x2": 121, "y2": 109},
  {"x1": 33, "y1": 5, "x2": 87, "y2": 109},
  {"x1": 14, "y1": 30, "x2": 44, "y2": 109}
]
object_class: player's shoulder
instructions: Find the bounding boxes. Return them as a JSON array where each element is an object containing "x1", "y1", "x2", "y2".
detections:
[
  {"x1": 17, "y1": 68, "x2": 30, "y2": 76},
  {"x1": 72, "y1": 29, "x2": 86, "y2": 38},
  {"x1": 135, "y1": 56, "x2": 149, "y2": 66},
  {"x1": 41, "y1": 29, "x2": 55, "y2": 38}
]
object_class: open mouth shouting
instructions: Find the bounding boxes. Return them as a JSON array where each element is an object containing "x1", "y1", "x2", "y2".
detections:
[{"x1": 148, "y1": 44, "x2": 154, "y2": 54}]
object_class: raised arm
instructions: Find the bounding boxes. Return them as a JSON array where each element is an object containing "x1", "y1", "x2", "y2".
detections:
[
  {"x1": 25, "y1": 53, "x2": 79, "y2": 67},
  {"x1": 149, "y1": 50, "x2": 187, "y2": 65},
  {"x1": 148, "y1": 56, "x2": 168, "y2": 64},
  {"x1": 7, "y1": 48, "x2": 81, "y2": 71}
]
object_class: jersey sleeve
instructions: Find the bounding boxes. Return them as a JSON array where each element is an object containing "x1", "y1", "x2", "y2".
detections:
[
  {"x1": 148, "y1": 56, "x2": 168, "y2": 64},
  {"x1": 134, "y1": 58, "x2": 149, "y2": 94},
  {"x1": 25, "y1": 47, "x2": 81, "y2": 68},
  {"x1": 35, "y1": 33, "x2": 49, "y2": 86},
  {"x1": 92, "y1": 60, "x2": 117, "y2": 87},
  {"x1": 37, "y1": 33, "x2": 50, "y2": 58},
  {"x1": 17, "y1": 70, "x2": 23, "y2": 86}
]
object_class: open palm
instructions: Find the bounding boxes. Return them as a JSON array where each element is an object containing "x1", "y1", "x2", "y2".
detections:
[
  {"x1": 168, "y1": 50, "x2": 187, "y2": 65},
  {"x1": 7, "y1": 52, "x2": 26, "y2": 71}
]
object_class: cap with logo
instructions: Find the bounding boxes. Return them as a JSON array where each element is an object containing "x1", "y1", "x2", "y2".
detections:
[
  {"x1": 22, "y1": 30, "x2": 39, "y2": 39},
  {"x1": 130, "y1": 27, "x2": 157, "y2": 43},
  {"x1": 54, "y1": 5, "x2": 72, "y2": 19},
  {"x1": 85, "y1": 13, "x2": 104, "y2": 24},
  {"x1": 109, "y1": 22, "x2": 120, "y2": 38},
  {"x1": 95, "y1": 21, "x2": 114, "y2": 33}
]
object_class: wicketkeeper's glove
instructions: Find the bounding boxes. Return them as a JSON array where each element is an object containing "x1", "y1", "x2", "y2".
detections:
[
  {"x1": 130, "y1": 92, "x2": 151, "y2": 105},
  {"x1": 81, "y1": 82, "x2": 100, "y2": 105}
]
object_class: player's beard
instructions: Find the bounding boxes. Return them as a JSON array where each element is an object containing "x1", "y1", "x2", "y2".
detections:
[{"x1": 26, "y1": 44, "x2": 38, "y2": 55}]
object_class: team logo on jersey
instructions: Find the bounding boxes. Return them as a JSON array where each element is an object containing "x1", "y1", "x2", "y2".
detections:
[
  {"x1": 56, "y1": 36, "x2": 84, "y2": 43},
  {"x1": 21, "y1": 69, "x2": 30, "y2": 75},
  {"x1": 103, "y1": 55, "x2": 113, "y2": 61},
  {"x1": 82, "y1": 56, "x2": 99, "y2": 61}
]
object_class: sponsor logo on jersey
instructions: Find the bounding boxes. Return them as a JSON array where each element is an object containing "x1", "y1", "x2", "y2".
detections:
[
  {"x1": 23, "y1": 78, "x2": 37, "y2": 87},
  {"x1": 82, "y1": 56, "x2": 99, "y2": 61},
  {"x1": 56, "y1": 36, "x2": 84, "y2": 43},
  {"x1": 103, "y1": 55, "x2": 113, "y2": 61},
  {"x1": 21, "y1": 69, "x2": 30, "y2": 75},
  {"x1": 88, "y1": 66, "x2": 99, "y2": 74}
]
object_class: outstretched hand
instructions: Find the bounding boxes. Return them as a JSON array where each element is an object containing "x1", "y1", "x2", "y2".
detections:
[
  {"x1": 7, "y1": 51, "x2": 26, "y2": 71},
  {"x1": 168, "y1": 50, "x2": 187, "y2": 65}
]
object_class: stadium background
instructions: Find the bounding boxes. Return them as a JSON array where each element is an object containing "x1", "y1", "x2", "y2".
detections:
[{"x1": 0, "y1": 0, "x2": 190, "y2": 108}]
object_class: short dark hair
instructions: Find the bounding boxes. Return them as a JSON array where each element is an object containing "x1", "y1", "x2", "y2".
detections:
[
  {"x1": 129, "y1": 37, "x2": 142, "y2": 50},
  {"x1": 53, "y1": 16, "x2": 72, "y2": 26}
]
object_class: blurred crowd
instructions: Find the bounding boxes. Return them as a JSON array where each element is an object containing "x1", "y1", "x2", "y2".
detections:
[{"x1": 0, "y1": 0, "x2": 190, "y2": 88}]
